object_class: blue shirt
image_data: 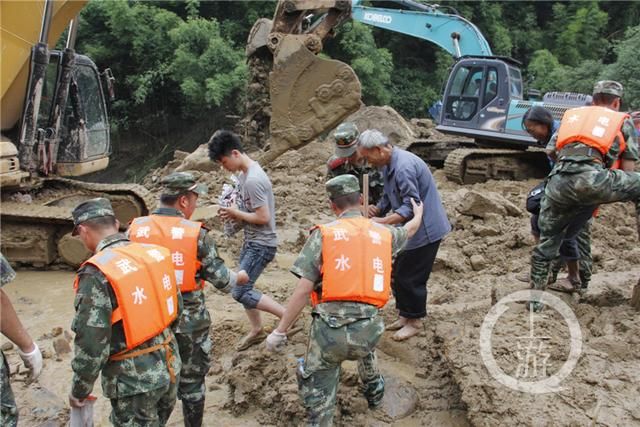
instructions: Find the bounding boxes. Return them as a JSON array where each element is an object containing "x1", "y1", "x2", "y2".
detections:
[{"x1": 377, "y1": 147, "x2": 451, "y2": 250}]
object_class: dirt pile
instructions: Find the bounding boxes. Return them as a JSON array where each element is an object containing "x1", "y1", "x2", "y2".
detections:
[
  {"x1": 133, "y1": 106, "x2": 640, "y2": 425},
  {"x1": 235, "y1": 55, "x2": 273, "y2": 151}
]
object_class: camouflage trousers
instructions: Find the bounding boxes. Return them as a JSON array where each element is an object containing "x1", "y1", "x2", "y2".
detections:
[
  {"x1": 549, "y1": 220, "x2": 593, "y2": 287},
  {"x1": 532, "y1": 168, "x2": 640, "y2": 291},
  {"x1": 109, "y1": 382, "x2": 177, "y2": 427},
  {"x1": 175, "y1": 327, "x2": 211, "y2": 404},
  {"x1": 297, "y1": 314, "x2": 385, "y2": 427},
  {"x1": 1, "y1": 352, "x2": 18, "y2": 427}
]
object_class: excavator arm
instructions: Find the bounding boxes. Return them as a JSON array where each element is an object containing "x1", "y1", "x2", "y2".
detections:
[
  {"x1": 351, "y1": 0, "x2": 492, "y2": 57},
  {"x1": 247, "y1": 0, "x2": 495, "y2": 163},
  {"x1": 247, "y1": 1, "x2": 362, "y2": 164}
]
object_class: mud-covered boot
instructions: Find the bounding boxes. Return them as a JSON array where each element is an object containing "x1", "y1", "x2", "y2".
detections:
[{"x1": 182, "y1": 399, "x2": 205, "y2": 427}]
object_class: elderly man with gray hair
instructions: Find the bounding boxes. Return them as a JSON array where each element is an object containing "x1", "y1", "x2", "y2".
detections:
[{"x1": 357, "y1": 130, "x2": 450, "y2": 341}]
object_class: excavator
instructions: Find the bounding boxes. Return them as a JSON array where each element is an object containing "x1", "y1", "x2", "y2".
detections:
[
  {"x1": 247, "y1": 0, "x2": 591, "y2": 184},
  {"x1": 1, "y1": 0, "x2": 152, "y2": 267}
]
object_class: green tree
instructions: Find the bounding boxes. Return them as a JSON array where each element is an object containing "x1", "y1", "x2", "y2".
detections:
[
  {"x1": 78, "y1": 1, "x2": 183, "y2": 131},
  {"x1": 554, "y1": 1, "x2": 608, "y2": 66},
  {"x1": 169, "y1": 17, "x2": 247, "y2": 117},
  {"x1": 601, "y1": 25, "x2": 640, "y2": 110},
  {"x1": 332, "y1": 22, "x2": 393, "y2": 106},
  {"x1": 526, "y1": 49, "x2": 562, "y2": 93}
]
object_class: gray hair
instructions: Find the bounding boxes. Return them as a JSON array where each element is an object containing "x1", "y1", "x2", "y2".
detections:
[{"x1": 357, "y1": 129, "x2": 389, "y2": 149}]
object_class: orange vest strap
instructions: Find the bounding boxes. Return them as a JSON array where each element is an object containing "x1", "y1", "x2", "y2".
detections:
[
  {"x1": 109, "y1": 333, "x2": 176, "y2": 383},
  {"x1": 111, "y1": 307, "x2": 123, "y2": 324}
]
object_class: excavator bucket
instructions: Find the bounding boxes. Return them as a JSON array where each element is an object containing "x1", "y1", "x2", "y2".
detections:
[
  {"x1": 246, "y1": 18, "x2": 273, "y2": 57},
  {"x1": 259, "y1": 34, "x2": 361, "y2": 164}
]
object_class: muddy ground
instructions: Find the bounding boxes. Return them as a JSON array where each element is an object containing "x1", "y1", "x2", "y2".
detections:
[{"x1": 2, "y1": 112, "x2": 640, "y2": 426}]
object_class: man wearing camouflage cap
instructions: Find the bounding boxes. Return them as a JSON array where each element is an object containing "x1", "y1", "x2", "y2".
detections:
[
  {"x1": 129, "y1": 172, "x2": 249, "y2": 427},
  {"x1": 326, "y1": 122, "x2": 384, "y2": 205},
  {"x1": 69, "y1": 198, "x2": 183, "y2": 425},
  {"x1": 265, "y1": 175, "x2": 424, "y2": 426},
  {"x1": 530, "y1": 80, "x2": 640, "y2": 310}
]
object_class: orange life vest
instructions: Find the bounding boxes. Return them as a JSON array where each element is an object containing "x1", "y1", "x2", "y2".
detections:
[
  {"x1": 314, "y1": 217, "x2": 392, "y2": 308},
  {"x1": 129, "y1": 215, "x2": 203, "y2": 293},
  {"x1": 556, "y1": 106, "x2": 628, "y2": 162},
  {"x1": 75, "y1": 243, "x2": 178, "y2": 351}
]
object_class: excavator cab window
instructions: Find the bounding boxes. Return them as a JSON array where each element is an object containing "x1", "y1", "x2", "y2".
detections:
[
  {"x1": 58, "y1": 56, "x2": 110, "y2": 162},
  {"x1": 508, "y1": 66, "x2": 523, "y2": 99},
  {"x1": 446, "y1": 66, "x2": 483, "y2": 121},
  {"x1": 483, "y1": 67, "x2": 498, "y2": 107},
  {"x1": 36, "y1": 54, "x2": 61, "y2": 129}
]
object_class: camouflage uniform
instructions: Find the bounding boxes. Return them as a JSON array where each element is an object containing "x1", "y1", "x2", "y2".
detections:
[
  {"x1": 327, "y1": 121, "x2": 384, "y2": 205},
  {"x1": 291, "y1": 175, "x2": 408, "y2": 426},
  {"x1": 70, "y1": 199, "x2": 182, "y2": 426},
  {"x1": 531, "y1": 82, "x2": 640, "y2": 304},
  {"x1": 1, "y1": 253, "x2": 18, "y2": 427},
  {"x1": 326, "y1": 157, "x2": 384, "y2": 205},
  {"x1": 129, "y1": 172, "x2": 237, "y2": 425},
  {"x1": 145, "y1": 205, "x2": 236, "y2": 425}
]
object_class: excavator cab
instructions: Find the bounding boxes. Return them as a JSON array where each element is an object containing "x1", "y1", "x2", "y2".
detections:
[
  {"x1": 29, "y1": 51, "x2": 111, "y2": 178},
  {"x1": 55, "y1": 53, "x2": 111, "y2": 176},
  {"x1": 437, "y1": 56, "x2": 532, "y2": 147}
]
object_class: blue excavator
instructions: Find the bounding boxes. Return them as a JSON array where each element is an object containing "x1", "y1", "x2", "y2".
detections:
[{"x1": 247, "y1": 0, "x2": 590, "y2": 184}]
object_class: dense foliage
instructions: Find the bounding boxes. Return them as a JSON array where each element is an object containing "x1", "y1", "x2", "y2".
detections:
[{"x1": 77, "y1": 0, "x2": 640, "y2": 144}]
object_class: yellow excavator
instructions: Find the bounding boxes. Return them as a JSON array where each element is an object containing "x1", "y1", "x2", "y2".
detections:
[{"x1": 1, "y1": 0, "x2": 151, "y2": 267}]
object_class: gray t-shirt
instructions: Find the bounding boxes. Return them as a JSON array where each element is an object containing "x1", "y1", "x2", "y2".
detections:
[{"x1": 238, "y1": 162, "x2": 277, "y2": 247}]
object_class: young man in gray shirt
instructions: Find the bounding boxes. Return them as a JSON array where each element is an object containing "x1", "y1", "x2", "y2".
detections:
[{"x1": 208, "y1": 130, "x2": 285, "y2": 350}]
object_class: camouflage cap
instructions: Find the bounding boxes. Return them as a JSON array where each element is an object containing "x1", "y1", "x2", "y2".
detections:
[
  {"x1": 333, "y1": 122, "x2": 360, "y2": 158},
  {"x1": 72, "y1": 198, "x2": 115, "y2": 235},
  {"x1": 326, "y1": 174, "x2": 360, "y2": 199},
  {"x1": 593, "y1": 80, "x2": 623, "y2": 98},
  {"x1": 160, "y1": 172, "x2": 208, "y2": 197}
]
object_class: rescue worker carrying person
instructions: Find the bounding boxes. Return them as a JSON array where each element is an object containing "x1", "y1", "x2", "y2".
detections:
[
  {"x1": 520, "y1": 106, "x2": 592, "y2": 293},
  {"x1": 68, "y1": 198, "x2": 182, "y2": 426},
  {"x1": 265, "y1": 174, "x2": 425, "y2": 426},
  {"x1": 129, "y1": 171, "x2": 249, "y2": 427},
  {"x1": 529, "y1": 80, "x2": 640, "y2": 311}
]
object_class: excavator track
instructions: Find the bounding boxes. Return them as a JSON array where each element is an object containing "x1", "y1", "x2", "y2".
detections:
[
  {"x1": 0, "y1": 179, "x2": 153, "y2": 267},
  {"x1": 444, "y1": 148, "x2": 550, "y2": 185}
]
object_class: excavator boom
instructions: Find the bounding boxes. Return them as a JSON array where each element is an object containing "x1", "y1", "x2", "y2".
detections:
[{"x1": 351, "y1": 0, "x2": 492, "y2": 57}]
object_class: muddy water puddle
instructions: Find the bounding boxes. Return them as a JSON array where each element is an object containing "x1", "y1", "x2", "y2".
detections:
[{"x1": 2, "y1": 269, "x2": 472, "y2": 426}]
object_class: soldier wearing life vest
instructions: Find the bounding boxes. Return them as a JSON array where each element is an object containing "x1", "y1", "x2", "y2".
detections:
[
  {"x1": 68, "y1": 198, "x2": 182, "y2": 426},
  {"x1": 529, "y1": 80, "x2": 640, "y2": 311},
  {"x1": 265, "y1": 175, "x2": 424, "y2": 426},
  {"x1": 326, "y1": 122, "x2": 384, "y2": 205},
  {"x1": 129, "y1": 172, "x2": 249, "y2": 427}
]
